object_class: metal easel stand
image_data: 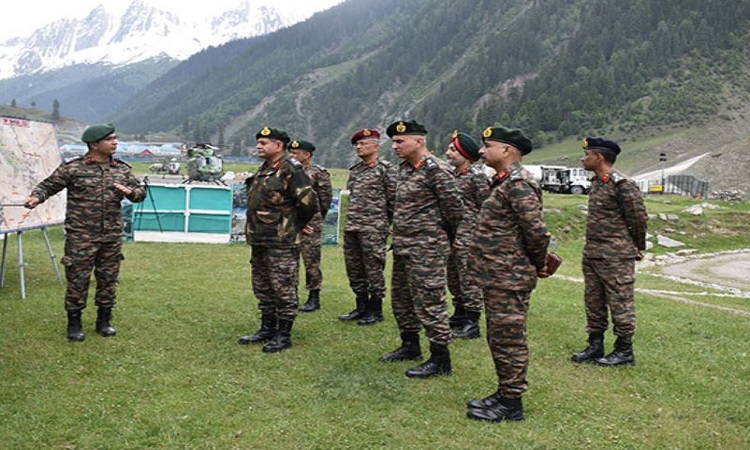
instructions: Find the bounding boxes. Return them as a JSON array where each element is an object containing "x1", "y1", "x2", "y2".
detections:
[{"x1": 0, "y1": 227, "x2": 63, "y2": 300}]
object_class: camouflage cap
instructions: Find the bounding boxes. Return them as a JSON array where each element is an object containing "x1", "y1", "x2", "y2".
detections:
[
  {"x1": 81, "y1": 123, "x2": 115, "y2": 143},
  {"x1": 255, "y1": 126, "x2": 290, "y2": 144},
  {"x1": 450, "y1": 130, "x2": 481, "y2": 161},
  {"x1": 386, "y1": 120, "x2": 427, "y2": 138},
  {"x1": 289, "y1": 139, "x2": 316, "y2": 152},
  {"x1": 482, "y1": 125, "x2": 532, "y2": 155}
]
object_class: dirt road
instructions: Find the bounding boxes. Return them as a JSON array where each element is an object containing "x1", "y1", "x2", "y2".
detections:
[{"x1": 657, "y1": 250, "x2": 750, "y2": 292}]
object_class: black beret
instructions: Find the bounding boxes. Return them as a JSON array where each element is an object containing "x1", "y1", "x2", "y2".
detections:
[
  {"x1": 582, "y1": 137, "x2": 621, "y2": 155},
  {"x1": 255, "y1": 126, "x2": 290, "y2": 144},
  {"x1": 482, "y1": 126, "x2": 533, "y2": 155},
  {"x1": 289, "y1": 139, "x2": 316, "y2": 152},
  {"x1": 450, "y1": 130, "x2": 481, "y2": 161},
  {"x1": 350, "y1": 128, "x2": 380, "y2": 145},
  {"x1": 386, "y1": 120, "x2": 427, "y2": 137},
  {"x1": 81, "y1": 123, "x2": 115, "y2": 143}
]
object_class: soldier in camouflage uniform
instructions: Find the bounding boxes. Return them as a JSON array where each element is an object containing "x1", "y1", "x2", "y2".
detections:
[
  {"x1": 288, "y1": 139, "x2": 333, "y2": 313},
  {"x1": 466, "y1": 126, "x2": 551, "y2": 423},
  {"x1": 379, "y1": 120, "x2": 463, "y2": 378},
  {"x1": 24, "y1": 123, "x2": 146, "y2": 341},
  {"x1": 238, "y1": 127, "x2": 318, "y2": 353},
  {"x1": 571, "y1": 137, "x2": 648, "y2": 367},
  {"x1": 444, "y1": 130, "x2": 490, "y2": 339},
  {"x1": 339, "y1": 128, "x2": 397, "y2": 326}
]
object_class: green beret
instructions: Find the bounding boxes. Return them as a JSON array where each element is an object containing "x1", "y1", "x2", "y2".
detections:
[
  {"x1": 255, "y1": 126, "x2": 290, "y2": 144},
  {"x1": 482, "y1": 126, "x2": 532, "y2": 155},
  {"x1": 386, "y1": 120, "x2": 427, "y2": 137},
  {"x1": 81, "y1": 123, "x2": 115, "y2": 143},
  {"x1": 289, "y1": 139, "x2": 316, "y2": 152},
  {"x1": 450, "y1": 130, "x2": 481, "y2": 161}
]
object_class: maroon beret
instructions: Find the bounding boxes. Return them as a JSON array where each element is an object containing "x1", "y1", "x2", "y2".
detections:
[{"x1": 351, "y1": 128, "x2": 380, "y2": 145}]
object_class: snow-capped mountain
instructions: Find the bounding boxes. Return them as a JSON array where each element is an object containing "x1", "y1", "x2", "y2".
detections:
[{"x1": 0, "y1": 0, "x2": 295, "y2": 80}]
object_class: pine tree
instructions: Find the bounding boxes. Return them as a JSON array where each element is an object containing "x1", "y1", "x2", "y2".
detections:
[{"x1": 51, "y1": 99, "x2": 61, "y2": 121}]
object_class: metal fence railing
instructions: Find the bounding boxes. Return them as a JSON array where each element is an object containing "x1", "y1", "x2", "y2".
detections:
[{"x1": 638, "y1": 175, "x2": 709, "y2": 198}]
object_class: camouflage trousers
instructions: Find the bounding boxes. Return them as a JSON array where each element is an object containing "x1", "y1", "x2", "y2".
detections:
[
  {"x1": 343, "y1": 230, "x2": 388, "y2": 298},
  {"x1": 447, "y1": 243, "x2": 484, "y2": 313},
  {"x1": 61, "y1": 237, "x2": 123, "y2": 312},
  {"x1": 299, "y1": 222, "x2": 322, "y2": 291},
  {"x1": 582, "y1": 256, "x2": 636, "y2": 339},
  {"x1": 484, "y1": 288, "x2": 531, "y2": 399},
  {"x1": 391, "y1": 243, "x2": 451, "y2": 346},
  {"x1": 250, "y1": 246, "x2": 300, "y2": 321}
]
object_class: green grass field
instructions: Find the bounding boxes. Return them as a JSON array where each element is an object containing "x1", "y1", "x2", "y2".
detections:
[{"x1": 1, "y1": 194, "x2": 749, "y2": 449}]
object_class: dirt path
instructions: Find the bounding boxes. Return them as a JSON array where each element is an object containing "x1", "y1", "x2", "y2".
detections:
[
  {"x1": 558, "y1": 249, "x2": 750, "y2": 317},
  {"x1": 656, "y1": 250, "x2": 750, "y2": 293}
]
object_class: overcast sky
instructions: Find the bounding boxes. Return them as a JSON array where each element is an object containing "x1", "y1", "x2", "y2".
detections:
[{"x1": 0, "y1": 0, "x2": 344, "y2": 41}]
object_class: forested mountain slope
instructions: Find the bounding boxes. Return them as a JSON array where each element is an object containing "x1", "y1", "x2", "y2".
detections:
[{"x1": 109, "y1": 0, "x2": 750, "y2": 170}]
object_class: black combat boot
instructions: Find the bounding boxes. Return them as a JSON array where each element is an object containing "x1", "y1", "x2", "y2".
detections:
[
  {"x1": 357, "y1": 294, "x2": 383, "y2": 326},
  {"x1": 405, "y1": 342, "x2": 452, "y2": 378},
  {"x1": 571, "y1": 332, "x2": 605, "y2": 363},
  {"x1": 379, "y1": 332, "x2": 422, "y2": 362},
  {"x1": 262, "y1": 319, "x2": 293, "y2": 353},
  {"x1": 238, "y1": 313, "x2": 277, "y2": 344},
  {"x1": 339, "y1": 292, "x2": 367, "y2": 321},
  {"x1": 467, "y1": 396, "x2": 525, "y2": 422},
  {"x1": 300, "y1": 289, "x2": 320, "y2": 312},
  {"x1": 67, "y1": 310, "x2": 85, "y2": 342},
  {"x1": 595, "y1": 337, "x2": 635, "y2": 366},
  {"x1": 95, "y1": 307, "x2": 117, "y2": 337},
  {"x1": 466, "y1": 390, "x2": 503, "y2": 409},
  {"x1": 448, "y1": 304, "x2": 466, "y2": 330},
  {"x1": 453, "y1": 310, "x2": 480, "y2": 339}
]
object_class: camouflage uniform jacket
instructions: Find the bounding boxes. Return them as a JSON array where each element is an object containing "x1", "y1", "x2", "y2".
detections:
[
  {"x1": 30, "y1": 156, "x2": 146, "y2": 239},
  {"x1": 344, "y1": 159, "x2": 397, "y2": 234},
  {"x1": 305, "y1": 163, "x2": 333, "y2": 224},
  {"x1": 584, "y1": 170, "x2": 648, "y2": 259},
  {"x1": 393, "y1": 154, "x2": 463, "y2": 252},
  {"x1": 454, "y1": 165, "x2": 491, "y2": 244},
  {"x1": 472, "y1": 161, "x2": 550, "y2": 292},
  {"x1": 245, "y1": 155, "x2": 317, "y2": 248}
]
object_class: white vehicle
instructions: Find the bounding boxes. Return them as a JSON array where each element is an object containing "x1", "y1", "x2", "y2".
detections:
[
  {"x1": 525, "y1": 165, "x2": 591, "y2": 194},
  {"x1": 149, "y1": 157, "x2": 181, "y2": 175}
]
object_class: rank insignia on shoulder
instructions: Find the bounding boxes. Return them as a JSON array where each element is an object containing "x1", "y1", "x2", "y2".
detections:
[
  {"x1": 509, "y1": 168, "x2": 524, "y2": 181},
  {"x1": 114, "y1": 158, "x2": 132, "y2": 168},
  {"x1": 424, "y1": 157, "x2": 438, "y2": 170},
  {"x1": 610, "y1": 172, "x2": 625, "y2": 183}
]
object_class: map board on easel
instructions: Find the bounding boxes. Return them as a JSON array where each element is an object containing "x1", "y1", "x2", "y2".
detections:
[{"x1": 0, "y1": 116, "x2": 65, "y2": 233}]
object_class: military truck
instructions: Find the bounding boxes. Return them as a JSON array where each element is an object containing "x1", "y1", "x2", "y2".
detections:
[{"x1": 525, "y1": 165, "x2": 591, "y2": 194}]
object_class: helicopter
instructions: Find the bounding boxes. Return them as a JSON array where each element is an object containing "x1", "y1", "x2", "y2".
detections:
[
  {"x1": 149, "y1": 157, "x2": 181, "y2": 175},
  {"x1": 184, "y1": 143, "x2": 225, "y2": 184}
]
